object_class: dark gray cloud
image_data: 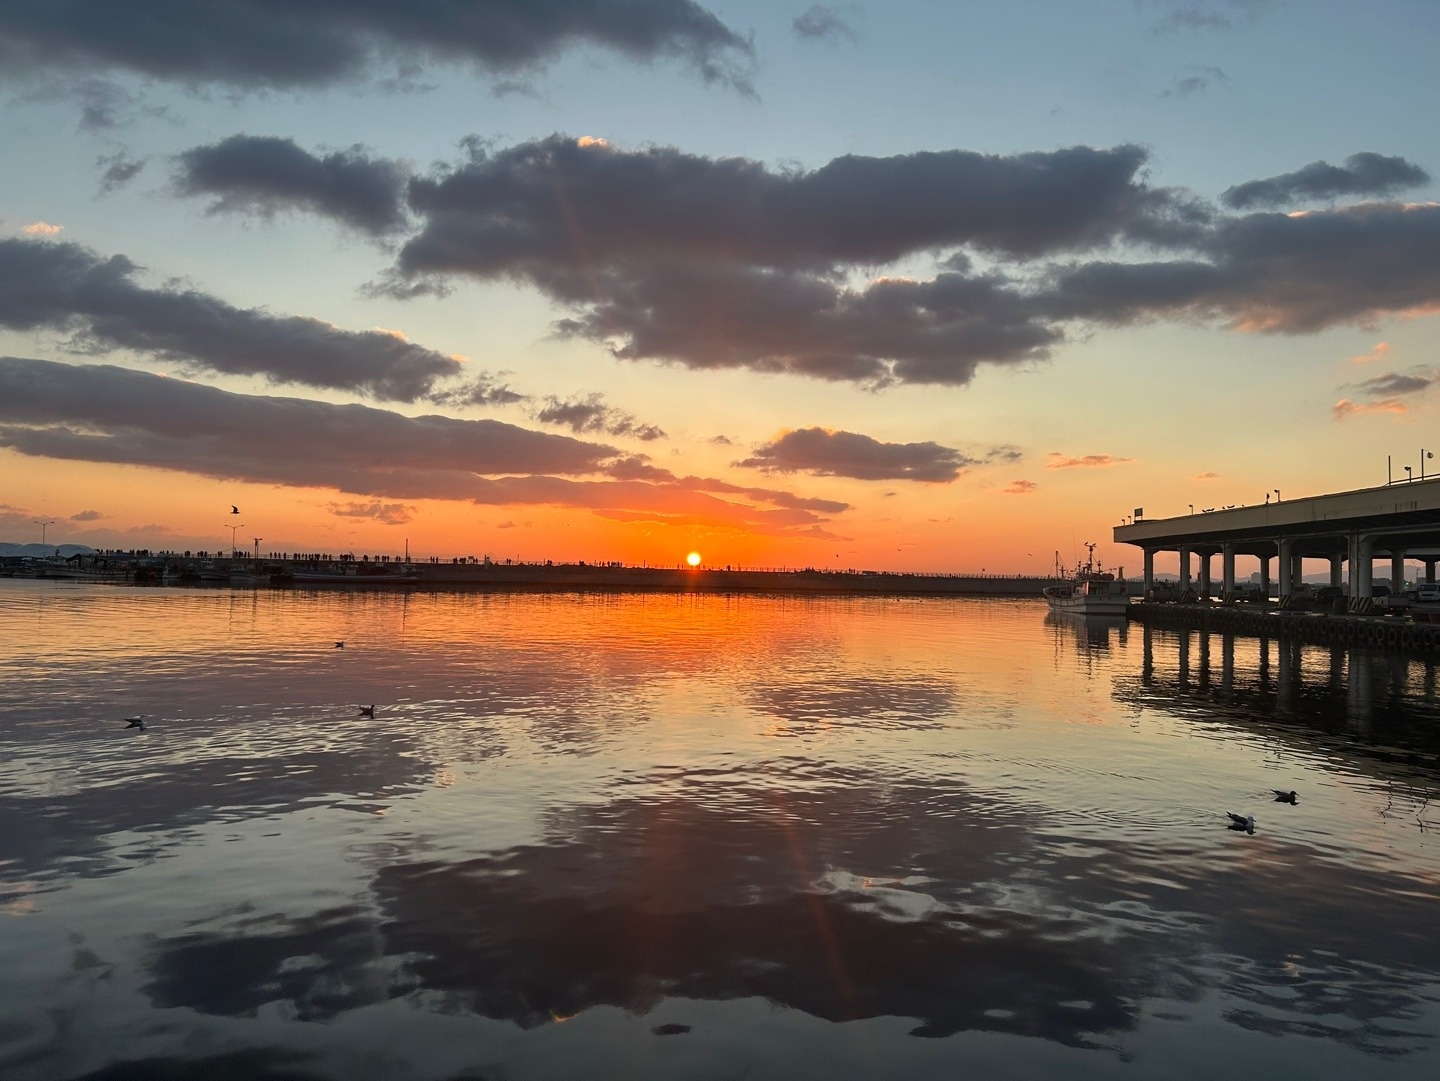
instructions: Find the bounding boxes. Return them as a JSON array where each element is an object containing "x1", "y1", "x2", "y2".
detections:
[
  {"x1": 397, "y1": 136, "x2": 1179, "y2": 275},
  {"x1": 792, "y1": 5, "x2": 857, "y2": 43},
  {"x1": 1043, "y1": 201, "x2": 1440, "y2": 334},
  {"x1": 0, "y1": 357, "x2": 843, "y2": 537},
  {"x1": 0, "y1": 0, "x2": 756, "y2": 95},
  {"x1": 96, "y1": 151, "x2": 145, "y2": 194},
  {"x1": 0, "y1": 237, "x2": 497, "y2": 403},
  {"x1": 174, "y1": 135, "x2": 411, "y2": 235},
  {"x1": 534, "y1": 392, "x2": 667, "y2": 441},
  {"x1": 1348, "y1": 371, "x2": 1433, "y2": 398},
  {"x1": 736, "y1": 428, "x2": 983, "y2": 483},
  {"x1": 1221, "y1": 153, "x2": 1431, "y2": 209}
]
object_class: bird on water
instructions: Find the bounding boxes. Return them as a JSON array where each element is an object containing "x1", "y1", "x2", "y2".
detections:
[
  {"x1": 358, "y1": 705, "x2": 375, "y2": 718},
  {"x1": 335, "y1": 641, "x2": 345, "y2": 648},
  {"x1": 1273, "y1": 790, "x2": 1298, "y2": 804},
  {"x1": 124, "y1": 716, "x2": 146, "y2": 732},
  {"x1": 1226, "y1": 812, "x2": 1256, "y2": 834}
]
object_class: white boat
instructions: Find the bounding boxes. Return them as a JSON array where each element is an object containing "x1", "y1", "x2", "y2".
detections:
[{"x1": 1044, "y1": 544, "x2": 1131, "y2": 615}]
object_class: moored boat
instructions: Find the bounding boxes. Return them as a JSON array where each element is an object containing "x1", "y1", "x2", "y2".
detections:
[{"x1": 1043, "y1": 543, "x2": 1131, "y2": 615}]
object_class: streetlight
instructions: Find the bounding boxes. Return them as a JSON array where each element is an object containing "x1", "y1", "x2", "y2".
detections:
[
  {"x1": 1274, "y1": 489, "x2": 1281, "y2": 502},
  {"x1": 1405, "y1": 465, "x2": 1413, "y2": 482},
  {"x1": 1189, "y1": 504, "x2": 1194, "y2": 514},
  {"x1": 33, "y1": 519, "x2": 56, "y2": 546},
  {"x1": 1425, "y1": 449, "x2": 1434, "y2": 480},
  {"x1": 229, "y1": 523, "x2": 245, "y2": 554}
]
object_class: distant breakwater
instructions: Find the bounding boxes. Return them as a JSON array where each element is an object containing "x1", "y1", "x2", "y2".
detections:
[{"x1": 405, "y1": 562, "x2": 1065, "y2": 596}]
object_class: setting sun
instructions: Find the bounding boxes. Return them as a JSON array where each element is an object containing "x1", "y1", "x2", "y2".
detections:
[{"x1": 686, "y1": 551, "x2": 702, "y2": 567}]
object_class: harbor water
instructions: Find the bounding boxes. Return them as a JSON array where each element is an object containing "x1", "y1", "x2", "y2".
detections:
[{"x1": 1, "y1": 580, "x2": 1437, "y2": 1080}]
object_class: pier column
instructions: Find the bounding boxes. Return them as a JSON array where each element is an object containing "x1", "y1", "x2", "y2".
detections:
[
  {"x1": 1277, "y1": 539, "x2": 1294, "y2": 599},
  {"x1": 1198, "y1": 551, "x2": 1212, "y2": 598},
  {"x1": 1179, "y1": 548, "x2": 1192, "y2": 590},
  {"x1": 1330, "y1": 554, "x2": 1343, "y2": 588},
  {"x1": 1259, "y1": 555, "x2": 1271, "y2": 600},
  {"x1": 1427, "y1": 559, "x2": 1436, "y2": 585},
  {"x1": 1222, "y1": 544, "x2": 1236, "y2": 593},
  {"x1": 1352, "y1": 535, "x2": 1375, "y2": 598},
  {"x1": 1392, "y1": 551, "x2": 1407, "y2": 595},
  {"x1": 1143, "y1": 548, "x2": 1155, "y2": 591}
]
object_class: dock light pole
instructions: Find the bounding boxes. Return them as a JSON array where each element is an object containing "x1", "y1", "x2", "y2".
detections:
[
  {"x1": 228, "y1": 523, "x2": 244, "y2": 554},
  {"x1": 33, "y1": 519, "x2": 56, "y2": 546},
  {"x1": 1189, "y1": 504, "x2": 1194, "y2": 514},
  {"x1": 1405, "y1": 465, "x2": 1413, "y2": 482},
  {"x1": 1274, "y1": 489, "x2": 1281, "y2": 502},
  {"x1": 1425, "y1": 450, "x2": 1434, "y2": 480}
]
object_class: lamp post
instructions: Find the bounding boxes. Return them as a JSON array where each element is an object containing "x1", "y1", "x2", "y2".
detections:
[
  {"x1": 33, "y1": 519, "x2": 56, "y2": 547},
  {"x1": 1405, "y1": 465, "x2": 1413, "y2": 482},
  {"x1": 1274, "y1": 489, "x2": 1281, "y2": 502},
  {"x1": 229, "y1": 523, "x2": 244, "y2": 555}
]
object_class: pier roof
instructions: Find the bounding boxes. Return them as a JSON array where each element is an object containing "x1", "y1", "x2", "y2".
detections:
[{"x1": 1114, "y1": 477, "x2": 1440, "y2": 555}]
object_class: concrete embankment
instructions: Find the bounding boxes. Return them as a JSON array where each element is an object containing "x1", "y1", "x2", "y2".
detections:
[{"x1": 1130, "y1": 601, "x2": 1440, "y2": 653}]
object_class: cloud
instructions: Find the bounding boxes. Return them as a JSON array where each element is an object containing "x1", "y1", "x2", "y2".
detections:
[
  {"x1": 0, "y1": 0, "x2": 756, "y2": 96},
  {"x1": 1148, "y1": 0, "x2": 1273, "y2": 34},
  {"x1": 1046, "y1": 452, "x2": 1133, "y2": 469},
  {"x1": 534, "y1": 393, "x2": 667, "y2": 441},
  {"x1": 1161, "y1": 65, "x2": 1229, "y2": 97},
  {"x1": 1351, "y1": 341, "x2": 1390, "y2": 365},
  {"x1": 22, "y1": 221, "x2": 63, "y2": 236},
  {"x1": 1348, "y1": 371, "x2": 1433, "y2": 398},
  {"x1": 792, "y1": 5, "x2": 858, "y2": 43},
  {"x1": 0, "y1": 237, "x2": 508, "y2": 403},
  {"x1": 97, "y1": 152, "x2": 145, "y2": 194},
  {"x1": 1042, "y1": 201, "x2": 1440, "y2": 335},
  {"x1": 174, "y1": 135, "x2": 411, "y2": 236},
  {"x1": 1333, "y1": 398, "x2": 1409, "y2": 421},
  {"x1": 1221, "y1": 153, "x2": 1431, "y2": 210},
  {"x1": 0, "y1": 356, "x2": 844, "y2": 539},
  {"x1": 366, "y1": 136, "x2": 1198, "y2": 388},
  {"x1": 736, "y1": 428, "x2": 985, "y2": 482},
  {"x1": 1192, "y1": 471, "x2": 1219, "y2": 480},
  {"x1": 326, "y1": 501, "x2": 417, "y2": 526},
  {"x1": 1001, "y1": 479, "x2": 1037, "y2": 495},
  {"x1": 69, "y1": 509, "x2": 108, "y2": 521}
]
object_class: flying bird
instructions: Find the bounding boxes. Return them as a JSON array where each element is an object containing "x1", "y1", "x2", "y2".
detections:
[
  {"x1": 357, "y1": 704, "x2": 375, "y2": 718},
  {"x1": 123, "y1": 716, "x2": 146, "y2": 732},
  {"x1": 1273, "y1": 790, "x2": 1298, "y2": 804},
  {"x1": 231, "y1": 505, "x2": 239, "y2": 514},
  {"x1": 1226, "y1": 812, "x2": 1256, "y2": 834}
]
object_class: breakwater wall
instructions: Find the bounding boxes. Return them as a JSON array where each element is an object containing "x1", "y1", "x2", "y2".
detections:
[
  {"x1": 1130, "y1": 602, "x2": 1440, "y2": 653},
  {"x1": 410, "y1": 562, "x2": 1062, "y2": 596}
]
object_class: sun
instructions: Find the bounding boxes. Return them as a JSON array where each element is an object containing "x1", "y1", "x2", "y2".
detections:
[{"x1": 686, "y1": 551, "x2": 702, "y2": 567}]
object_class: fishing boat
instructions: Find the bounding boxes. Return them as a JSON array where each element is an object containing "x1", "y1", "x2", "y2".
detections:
[{"x1": 1043, "y1": 543, "x2": 1131, "y2": 615}]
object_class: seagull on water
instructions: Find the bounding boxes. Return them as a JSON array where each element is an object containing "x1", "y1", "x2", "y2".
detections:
[
  {"x1": 124, "y1": 716, "x2": 146, "y2": 732},
  {"x1": 1226, "y1": 812, "x2": 1256, "y2": 834},
  {"x1": 357, "y1": 704, "x2": 375, "y2": 718},
  {"x1": 1273, "y1": 790, "x2": 1298, "y2": 804},
  {"x1": 335, "y1": 641, "x2": 345, "y2": 648}
]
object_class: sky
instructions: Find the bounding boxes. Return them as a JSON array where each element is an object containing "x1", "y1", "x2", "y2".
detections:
[{"x1": 2, "y1": 0, "x2": 1439, "y2": 575}]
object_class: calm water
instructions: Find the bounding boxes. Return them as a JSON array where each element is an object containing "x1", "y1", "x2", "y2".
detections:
[{"x1": 1, "y1": 581, "x2": 1437, "y2": 1080}]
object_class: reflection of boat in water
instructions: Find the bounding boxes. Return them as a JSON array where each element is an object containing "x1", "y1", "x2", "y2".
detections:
[
  {"x1": 1043, "y1": 543, "x2": 1131, "y2": 615},
  {"x1": 1045, "y1": 610, "x2": 1128, "y2": 650}
]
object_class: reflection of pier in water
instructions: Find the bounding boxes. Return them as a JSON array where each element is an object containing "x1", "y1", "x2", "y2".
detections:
[{"x1": 1114, "y1": 624, "x2": 1440, "y2": 789}]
